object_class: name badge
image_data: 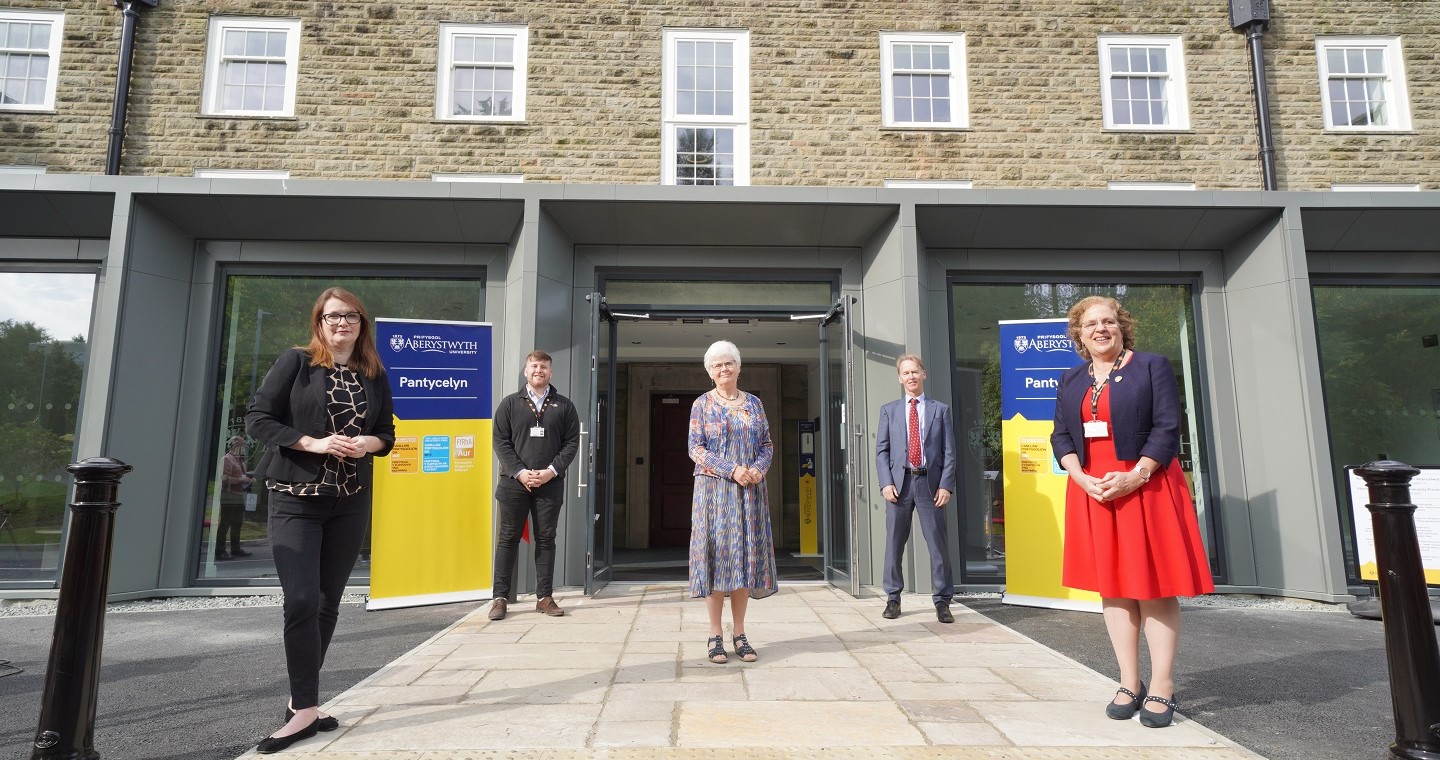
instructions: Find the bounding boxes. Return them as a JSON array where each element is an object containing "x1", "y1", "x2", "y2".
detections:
[
  {"x1": 530, "y1": 426, "x2": 545, "y2": 438},
  {"x1": 1083, "y1": 420, "x2": 1109, "y2": 439}
]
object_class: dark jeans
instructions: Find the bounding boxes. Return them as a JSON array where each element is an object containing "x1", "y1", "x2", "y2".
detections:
[
  {"x1": 493, "y1": 483, "x2": 562, "y2": 600},
  {"x1": 218, "y1": 493, "x2": 245, "y2": 553},
  {"x1": 268, "y1": 489, "x2": 369, "y2": 709}
]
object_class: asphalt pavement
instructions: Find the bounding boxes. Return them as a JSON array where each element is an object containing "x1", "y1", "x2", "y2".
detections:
[
  {"x1": 965, "y1": 597, "x2": 1402, "y2": 760},
  {"x1": 0, "y1": 594, "x2": 1425, "y2": 760}
]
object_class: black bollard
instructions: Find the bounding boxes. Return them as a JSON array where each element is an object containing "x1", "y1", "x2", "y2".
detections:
[
  {"x1": 32, "y1": 457, "x2": 132, "y2": 760},
  {"x1": 1356, "y1": 460, "x2": 1440, "y2": 760}
]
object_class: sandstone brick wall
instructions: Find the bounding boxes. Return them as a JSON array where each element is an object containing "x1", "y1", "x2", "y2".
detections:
[{"x1": 1, "y1": 0, "x2": 1435, "y2": 189}]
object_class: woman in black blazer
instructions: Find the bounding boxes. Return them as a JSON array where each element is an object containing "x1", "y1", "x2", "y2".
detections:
[{"x1": 245, "y1": 287, "x2": 395, "y2": 754}]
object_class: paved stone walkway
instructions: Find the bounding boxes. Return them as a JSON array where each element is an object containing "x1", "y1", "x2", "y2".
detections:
[{"x1": 239, "y1": 585, "x2": 1262, "y2": 759}]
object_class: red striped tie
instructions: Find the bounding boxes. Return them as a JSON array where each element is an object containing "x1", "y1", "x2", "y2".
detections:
[{"x1": 907, "y1": 398, "x2": 921, "y2": 468}]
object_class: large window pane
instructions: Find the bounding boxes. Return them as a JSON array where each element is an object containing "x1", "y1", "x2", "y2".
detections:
[
  {"x1": 0, "y1": 271, "x2": 96, "y2": 583},
  {"x1": 197, "y1": 274, "x2": 483, "y2": 584},
  {"x1": 1312, "y1": 284, "x2": 1440, "y2": 582},
  {"x1": 949, "y1": 282, "x2": 1216, "y2": 583}
]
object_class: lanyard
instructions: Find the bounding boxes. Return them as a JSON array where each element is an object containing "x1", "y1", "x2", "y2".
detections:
[
  {"x1": 1086, "y1": 349, "x2": 1127, "y2": 421},
  {"x1": 528, "y1": 387, "x2": 553, "y2": 425}
]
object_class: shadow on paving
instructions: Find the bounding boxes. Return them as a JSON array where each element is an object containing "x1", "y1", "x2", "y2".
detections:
[
  {"x1": 0, "y1": 600, "x2": 479, "y2": 759},
  {"x1": 965, "y1": 597, "x2": 1412, "y2": 760}
]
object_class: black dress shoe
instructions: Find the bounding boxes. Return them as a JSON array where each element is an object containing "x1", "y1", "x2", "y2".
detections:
[
  {"x1": 1106, "y1": 681, "x2": 1147, "y2": 720},
  {"x1": 882, "y1": 600, "x2": 901, "y2": 619},
  {"x1": 256, "y1": 719, "x2": 318, "y2": 753},
  {"x1": 935, "y1": 602, "x2": 955, "y2": 624},
  {"x1": 1139, "y1": 694, "x2": 1178, "y2": 728},
  {"x1": 232, "y1": 548, "x2": 252, "y2": 558},
  {"x1": 286, "y1": 707, "x2": 339, "y2": 732}
]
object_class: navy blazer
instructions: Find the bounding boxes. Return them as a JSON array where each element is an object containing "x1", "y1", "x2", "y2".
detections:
[
  {"x1": 876, "y1": 395, "x2": 957, "y2": 495},
  {"x1": 246, "y1": 347, "x2": 396, "y2": 487},
  {"x1": 1050, "y1": 350, "x2": 1181, "y2": 470}
]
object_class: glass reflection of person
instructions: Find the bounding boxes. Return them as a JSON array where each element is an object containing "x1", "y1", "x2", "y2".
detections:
[
  {"x1": 245, "y1": 287, "x2": 395, "y2": 754},
  {"x1": 1051, "y1": 296, "x2": 1214, "y2": 729},
  {"x1": 217, "y1": 435, "x2": 253, "y2": 560}
]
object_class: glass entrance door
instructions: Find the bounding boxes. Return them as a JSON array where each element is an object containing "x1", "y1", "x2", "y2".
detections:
[
  {"x1": 816, "y1": 297, "x2": 860, "y2": 595},
  {"x1": 584, "y1": 293, "x2": 618, "y2": 594}
]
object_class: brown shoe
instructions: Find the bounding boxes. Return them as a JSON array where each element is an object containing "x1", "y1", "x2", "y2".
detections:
[
  {"x1": 487, "y1": 598, "x2": 507, "y2": 620},
  {"x1": 536, "y1": 596, "x2": 565, "y2": 617}
]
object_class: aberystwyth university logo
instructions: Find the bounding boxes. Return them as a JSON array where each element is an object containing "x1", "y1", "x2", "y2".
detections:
[
  {"x1": 389, "y1": 333, "x2": 481, "y2": 355},
  {"x1": 1013, "y1": 332, "x2": 1073, "y2": 354}
]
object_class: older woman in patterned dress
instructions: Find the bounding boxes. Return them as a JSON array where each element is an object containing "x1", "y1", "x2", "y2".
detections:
[{"x1": 688, "y1": 339, "x2": 778, "y2": 664}]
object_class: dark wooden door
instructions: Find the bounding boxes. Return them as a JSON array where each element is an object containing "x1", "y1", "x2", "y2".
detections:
[{"x1": 650, "y1": 393, "x2": 698, "y2": 547}]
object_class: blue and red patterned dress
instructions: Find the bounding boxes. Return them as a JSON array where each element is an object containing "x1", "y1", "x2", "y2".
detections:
[{"x1": 687, "y1": 391, "x2": 778, "y2": 599}]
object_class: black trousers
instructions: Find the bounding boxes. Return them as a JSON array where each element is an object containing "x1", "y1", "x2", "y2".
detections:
[
  {"x1": 493, "y1": 483, "x2": 562, "y2": 600},
  {"x1": 218, "y1": 493, "x2": 245, "y2": 553},
  {"x1": 268, "y1": 489, "x2": 369, "y2": 709}
]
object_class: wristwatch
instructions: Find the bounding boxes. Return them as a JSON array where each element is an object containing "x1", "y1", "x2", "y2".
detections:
[{"x1": 1132, "y1": 464, "x2": 1151, "y2": 483}]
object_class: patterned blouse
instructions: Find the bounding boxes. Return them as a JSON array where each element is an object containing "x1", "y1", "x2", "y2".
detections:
[{"x1": 270, "y1": 365, "x2": 368, "y2": 497}]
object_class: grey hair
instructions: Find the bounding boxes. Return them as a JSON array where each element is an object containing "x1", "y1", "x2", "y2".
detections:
[{"x1": 703, "y1": 340, "x2": 742, "y2": 370}]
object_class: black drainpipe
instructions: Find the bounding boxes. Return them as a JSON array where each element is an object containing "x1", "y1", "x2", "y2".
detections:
[
  {"x1": 1229, "y1": 0, "x2": 1277, "y2": 190},
  {"x1": 106, "y1": 0, "x2": 158, "y2": 176}
]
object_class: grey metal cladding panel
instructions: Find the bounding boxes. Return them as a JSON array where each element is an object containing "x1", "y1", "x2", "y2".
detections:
[
  {"x1": 0, "y1": 191, "x2": 114, "y2": 238},
  {"x1": 968, "y1": 206, "x2": 1208, "y2": 249},
  {"x1": 1182, "y1": 208, "x2": 1278, "y2": 249},
  {"x1": 141, "y1": 195, "x2": 524, "y2": 244},
  {"x1": 915, "y1": 206, "x2": 985, "y2": 248},
  {"x1": 1303, "y1": 208, "x2": 1440, "y2": 252},
  {"x1": 543, "y1": 200, "x2": 895, "y2": 248}
]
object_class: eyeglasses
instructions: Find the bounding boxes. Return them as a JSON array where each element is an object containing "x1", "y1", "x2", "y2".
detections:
[
  {"x1": 708, "y1": 360, "x2": 737, "y2": 371},
  {"x1": 1081, "y1": 318, "x2": 1119, "y2": 331},
  {"x1": 321, "y1": 312, "x2": 362, "y2": 325}
]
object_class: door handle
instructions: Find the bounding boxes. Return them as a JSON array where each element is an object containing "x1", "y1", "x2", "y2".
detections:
[{"x1": 576, "y1": 424, "x2": 588, "y2": 498}]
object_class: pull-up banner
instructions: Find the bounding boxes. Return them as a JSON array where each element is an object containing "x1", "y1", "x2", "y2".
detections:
[
  {"x1": 369, "y1": 319, "x2": 494, "y2": 610},
  {"x1": 998, "y1": 319, "x2": 1101, "y2": 613}
]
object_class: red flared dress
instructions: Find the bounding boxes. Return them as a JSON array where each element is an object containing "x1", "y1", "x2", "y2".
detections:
[{"x1": 1061, "y1": 384, "x2": 1215, "y2": 600}]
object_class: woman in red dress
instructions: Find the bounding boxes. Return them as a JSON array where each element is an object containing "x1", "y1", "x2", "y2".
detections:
[{"x1": 1051, "y1": 296, "x2": 1214, "y2": 729}]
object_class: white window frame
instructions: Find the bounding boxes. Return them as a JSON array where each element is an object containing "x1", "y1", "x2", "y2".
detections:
[
  {"x1": 1097, "y1": 35, "x2": 1190, "y2": 131},
  {"x1": 1108, "y1": 181, "x2": 1196, "y2": 191},
  {"x1": 884, "y1": 179, "x2": 973, "y2": 189},
  {"x1": 880, "y1": 32, "x2": 968, "y2": 129},
  {"x1": 436, "y1": 24, "x2": 527, "y2": 122},
  {"x1": 201, "y1": 16, "x2": 301, "y2": 117},
  {"x1": 194, "y1": 169, "x2": 290, "y2": 179},
  {"x1": 0, "y1": 165, "x2": 46, "y2": 174},
  {"x1": 1316, "y1": 36, "x2": 1411, "y2": 132},
  {"x1": 432, "y1": 173, "x2": 524, "y2": 183},
  {"x1": 1331, "y1": 183, "x2": 1420, "y2": 192},
  {"x1": 0, "y1": 9, "x2": 64, "y2": 112},
  {"x1": 661, "y1": 28, "x2": 750, "y2": 186}
]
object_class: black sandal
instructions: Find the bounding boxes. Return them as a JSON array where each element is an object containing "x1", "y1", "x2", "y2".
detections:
[
  {"x1": 706, "y1": 635, "x2": 728, "y2": 664},
  {"x1": 732, "y1": 634, "x2": 757, "y2": 662},
  {"x1": 1139, "y1": 694, "x2": 1178, "y2": 728}
]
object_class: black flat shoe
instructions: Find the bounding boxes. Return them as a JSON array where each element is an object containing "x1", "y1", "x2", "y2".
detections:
[
  {"x1": 1106, "y1": 681, "x2": 1147, "y2": 720},
  {"x1": 1139, "y1": 693, "x2": 1178, "y2": 728},
  {"x1": 286, "y1": 707, "x2": 339, "y2": 732},
  {"x1": 256, "y1": 719, "x2": 318, "y2": 753},
  {"x1": 882, "y1": 600, "x2": 901, "y2": 619},
  {"x1": 935, "y1": 602, "x2": 954, "y2": 624}
]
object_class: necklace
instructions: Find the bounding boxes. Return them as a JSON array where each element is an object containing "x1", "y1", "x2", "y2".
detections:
[{"x1": 715, "y1": 388, "x2": 741, "y2": 402}]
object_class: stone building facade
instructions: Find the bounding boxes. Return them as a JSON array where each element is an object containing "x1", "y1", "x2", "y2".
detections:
[{"x1": 1, "y1": 0, "x2": 1436, "y2": 188}]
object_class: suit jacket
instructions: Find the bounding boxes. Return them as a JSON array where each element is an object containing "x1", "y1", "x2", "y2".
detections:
[
  {"x1": 1050, "y1": 350, "x2": 1181, "y2": 469},
  {"x1": 245, "y1": 348, "x2": 396, "y2": 487},
  {"x1": 876, "y1": 394, "x2": 957, "y2": 495}
]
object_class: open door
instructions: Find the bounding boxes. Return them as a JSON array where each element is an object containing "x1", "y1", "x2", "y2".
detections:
[
  {"x1": 583, "y1": 293, "x2": 617, "y2": 594},
  {"x1": 808, "y1": 297, "x2": 861, "y2": 595}
]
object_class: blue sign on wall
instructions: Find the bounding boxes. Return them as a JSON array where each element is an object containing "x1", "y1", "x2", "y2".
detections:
[
  {"x1": 998, "y1": 319, "x2": 1079, "y2": 422},
  {"x1": 376, "y1": 319, "x2": 493, "y2": 421}
]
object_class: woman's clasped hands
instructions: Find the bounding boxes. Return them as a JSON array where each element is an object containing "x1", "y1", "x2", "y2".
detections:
[
  {"x1": 732, "y1": 464, "x2": 764, "y2": 487},
  {"x1": 302, "y1": 433, "x2": 370, "y2": 459},
  {"x1": 1074, "y1": 469, "x2": 1143, "y2": 503}
]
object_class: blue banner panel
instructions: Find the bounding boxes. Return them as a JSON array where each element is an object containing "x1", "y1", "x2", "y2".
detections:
[
  {"x1": 376, "y1": 319, "x2": 493, "y2": 421},
  {"x1": 998, "y1": 319, "x2": 1079, "y2": 422}
]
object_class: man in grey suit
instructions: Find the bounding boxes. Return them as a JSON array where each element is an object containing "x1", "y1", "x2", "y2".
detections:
[{"x1": 875, "y1": 354, "x2": 957, "y2": 623}]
